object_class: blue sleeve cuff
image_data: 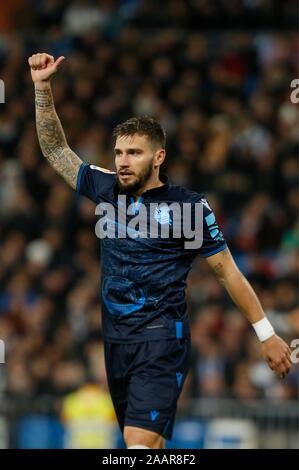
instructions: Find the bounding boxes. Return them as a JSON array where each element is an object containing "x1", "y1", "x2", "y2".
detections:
[
  {"x1": 201, "y1": 243, "x2": 227, "y2": 258},
  {"x1": 76, "y1": 163, "x2": 88, "y2": 193}
]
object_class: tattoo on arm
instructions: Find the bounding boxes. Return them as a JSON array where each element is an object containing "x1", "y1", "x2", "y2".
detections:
[
  {"x1": 212, "y1": 262, "x2": 224, "y2": 277},
  {"x1": 209, "y1": 248, "x2": 232, "y2": 279},
  {"x1": 35, "y1": 89, "x2": 53, "y2": 109},
  {"x1": 35, "y1": 87, "x2": 82, "y2": 189}
]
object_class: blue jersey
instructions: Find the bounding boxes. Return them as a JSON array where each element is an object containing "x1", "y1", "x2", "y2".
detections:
[{"x1": 77, "y1": 163, "x2": 227, "y2": 343}]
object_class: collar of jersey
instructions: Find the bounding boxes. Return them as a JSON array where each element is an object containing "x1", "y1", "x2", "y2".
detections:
[{"x1": 117, "y1": 174, "x2": 170, "y2": 200}]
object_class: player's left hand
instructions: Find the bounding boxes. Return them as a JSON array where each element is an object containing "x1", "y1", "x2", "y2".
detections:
[{"x1": 261, "y1": 335, "x2": 292, "y2": 379}]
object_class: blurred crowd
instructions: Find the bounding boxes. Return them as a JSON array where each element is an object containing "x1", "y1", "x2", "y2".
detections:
[{"x1": 0, "y1": 0, "x2": 298, "y2": 436}]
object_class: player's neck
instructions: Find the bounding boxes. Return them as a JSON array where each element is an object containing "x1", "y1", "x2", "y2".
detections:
[{"x1": 132, "y1": 175, "x2": 164, "y2": 200}]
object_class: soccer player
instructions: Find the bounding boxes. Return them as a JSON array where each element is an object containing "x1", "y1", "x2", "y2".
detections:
[{"x1": 29, "y1": 53, "x2": 292, "y2": 449}]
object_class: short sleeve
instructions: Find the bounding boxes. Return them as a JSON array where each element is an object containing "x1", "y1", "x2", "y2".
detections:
[
  {"x1": 76, "y1": 163, "x2": 117, "y2": 203},
  {"x1": 199, "y1": 197, "x2": 227, "y2": 257}
]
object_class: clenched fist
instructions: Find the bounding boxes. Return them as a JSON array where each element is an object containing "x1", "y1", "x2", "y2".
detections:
[
  {"x1": 261, "y1": 334, "x2": 292, "y2": 379},
  {"x1": 28, "y1": 53, "x2": 65, "y2": 85}
]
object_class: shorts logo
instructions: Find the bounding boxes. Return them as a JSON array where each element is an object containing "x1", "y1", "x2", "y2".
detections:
[{"x1": 150, "y1": 410, "x2": 160, "y2": 421}]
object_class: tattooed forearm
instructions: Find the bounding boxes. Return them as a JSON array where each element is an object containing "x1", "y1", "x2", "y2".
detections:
[
  {"x1": 35, "y1": 88, "x2": 53, "y2": 110},
  {"x1": 35, "y1": 85, "x2": 82, "y2": 189}
]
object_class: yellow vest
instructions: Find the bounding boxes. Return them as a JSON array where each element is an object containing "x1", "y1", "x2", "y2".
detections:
[{"x1": 62, "y1": 384, "x2": 116, "y2": 449}]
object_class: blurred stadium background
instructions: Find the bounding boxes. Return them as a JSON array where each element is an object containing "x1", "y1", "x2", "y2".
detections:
[{"x1": 0, "y1": 0, "x2": 298, "y2": 449}]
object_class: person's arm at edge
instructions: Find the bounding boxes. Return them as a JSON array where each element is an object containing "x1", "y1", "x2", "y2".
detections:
[{"x1": 205, "y1": 247, "x2": 292, "y2": 378}]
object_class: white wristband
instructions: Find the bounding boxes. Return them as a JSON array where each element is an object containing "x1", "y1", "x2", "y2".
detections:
[{"x1": 252, "y1": 318, "x2": 275, "y2": 342}]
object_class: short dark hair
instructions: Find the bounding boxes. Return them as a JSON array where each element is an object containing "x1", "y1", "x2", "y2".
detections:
[{"x1": 112, "y1": 116, "x2": 166, "y2": 149}]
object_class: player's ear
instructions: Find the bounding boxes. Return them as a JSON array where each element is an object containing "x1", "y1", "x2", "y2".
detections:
[{"x1": 154, "y1": 148, "x2": 166, "y2": 168}]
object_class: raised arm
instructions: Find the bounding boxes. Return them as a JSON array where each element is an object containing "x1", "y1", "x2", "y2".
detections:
[
  {"x1": 28, "y1": 53, "x2": 82, "y2": 189},
  {"x1": 205, "y1": 247, "x2": 292, "y2": 378}
]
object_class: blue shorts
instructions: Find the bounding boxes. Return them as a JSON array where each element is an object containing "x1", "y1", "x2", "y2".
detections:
[{"x1": 104, "y1": 338, "x2": 191, "y2": 440}]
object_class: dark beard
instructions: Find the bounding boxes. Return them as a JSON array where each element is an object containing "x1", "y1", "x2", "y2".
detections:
[{"x1": 117, "y1": 159, "x2": 154, "y2": 194}]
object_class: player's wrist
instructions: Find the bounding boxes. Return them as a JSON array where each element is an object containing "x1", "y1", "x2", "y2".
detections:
[
  {"x1": 252, "y1": 317, "x2": 275, "y2": 342},
  {"x1": 34, "y1": 80, "x2": 51, "y2": 90}
]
